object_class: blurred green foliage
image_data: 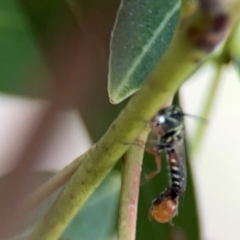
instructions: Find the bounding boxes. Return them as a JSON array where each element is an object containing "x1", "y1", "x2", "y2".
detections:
[
  {"x1": 229, "y1": 21, "x2": 240, "y2": 75},
  {"x1": 0, "y1": 0, "x2": 200, "y2": 239},
  {"x1": 0, "y1": 0, "x2": 49, "y2": 97},
  {"x1": 6, "y1": 171, "x2": 120, "y2": 240}
]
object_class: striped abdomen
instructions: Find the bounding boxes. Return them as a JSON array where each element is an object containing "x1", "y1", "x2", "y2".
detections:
[{"x1": 167, "y1": 147, "x2": 186, "y2": 200}]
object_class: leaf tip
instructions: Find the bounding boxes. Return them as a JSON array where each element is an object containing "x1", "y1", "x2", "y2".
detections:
[{"x1": 109, "y1": 97, "x2": 118, "y2": 105}]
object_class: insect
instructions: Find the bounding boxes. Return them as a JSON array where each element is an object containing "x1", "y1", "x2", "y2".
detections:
[{"x1": 148, "y1": 105, "x2": 186, "y2": 223}]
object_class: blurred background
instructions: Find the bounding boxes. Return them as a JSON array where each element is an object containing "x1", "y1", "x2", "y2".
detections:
[
  {"x1": 181, "y1": 63, "x2": 240, "y2": 240},
  {"x1": 0, "y1": 0, "x2": 240, "y2": 239}
]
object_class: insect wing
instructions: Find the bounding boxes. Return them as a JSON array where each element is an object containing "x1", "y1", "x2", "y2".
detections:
[{"x1": 145, "y1": 136, "x2": 159, "y2": 151}]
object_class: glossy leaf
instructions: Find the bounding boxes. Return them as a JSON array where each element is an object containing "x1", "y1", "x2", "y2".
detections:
[{"x1": 108, "y1": 0, "x2": 180, "y2": 104}]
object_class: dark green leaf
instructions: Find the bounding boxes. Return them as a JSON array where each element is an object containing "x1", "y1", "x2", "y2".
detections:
[
  {"x1": 108, "y1": 0, "x2": 180, "y2": 104},
  {"x1": 60, "y1": 171, "x2": 121, "y2": 240},
  {"x1": 7, "y1": 171, "x2": 120, "y2": 240},
  {"x1": 0, "y1": 0, "x2": 49, "y2": 97}
]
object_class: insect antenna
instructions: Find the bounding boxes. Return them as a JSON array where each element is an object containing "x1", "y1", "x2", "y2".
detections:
[{"x1": 176, "y1": 113, "x2": 208, "y2": 123}]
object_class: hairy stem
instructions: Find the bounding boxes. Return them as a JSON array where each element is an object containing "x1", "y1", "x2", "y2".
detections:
[{"x1": 118, "y1": 126, "x2": 150, "y2": 240}]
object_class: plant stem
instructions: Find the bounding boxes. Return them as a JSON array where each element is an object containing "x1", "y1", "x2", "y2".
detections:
[
  {"x1": 191, "y1": 15, "x2": 240, "y2": 154},
  {"x1": 118, "y1": 126, "x2": 150, "y2": 240},
  {"x1": 27, "y1": 2, "x2": 239, "y2": 239},
  {"x1": 192, "y1": 63, "x2": 222, "y2": 154},
  {"x1": 21, "y1": 97, "x2": 173, "y2": 216}
]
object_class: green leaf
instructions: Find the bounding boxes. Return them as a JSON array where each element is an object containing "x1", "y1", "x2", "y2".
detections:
[
  {"x1": 0, "y1": 0, "x2": 49, "y2": 97},
  {"x1": 6, "y1": 171, "x2": 120, "y2": 240},
  {"x1": 108, "y1": 0, "x2": 180, "y2": 104},
  {"x1": 60, "y1": 171, "x2": 121, "y2": 240}
]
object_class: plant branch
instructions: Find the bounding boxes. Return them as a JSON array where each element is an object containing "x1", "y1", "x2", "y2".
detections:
[
  {"x1": 27, "y1": 1, "x2": 239, "y2": 239},
  {"x1": 118, "y1": 126, "x2": 150, "y2": 240},
  {"x1": 192, "y1": 12, "x2": 240, "y2": 153},
  {"x1": 192, "y1": 62, "x2": 222, "y2": 153},
  {"x1": 21, "y1": 98, "x2": 173, "y2": 216}
]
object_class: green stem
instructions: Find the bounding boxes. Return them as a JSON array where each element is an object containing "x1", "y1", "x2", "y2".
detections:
[
  {"x1": 27, "y1": 2, "x2": 239, "y2": 240},
  {"x1": 192, "y1": 63, "x2": 222, "y2": 154},
  {"x1": 118, "y1": 126, "x2": 150, "y2": 240},
  {"x1": 191, "y1": 15, "x2": 240, "y2": 154}
]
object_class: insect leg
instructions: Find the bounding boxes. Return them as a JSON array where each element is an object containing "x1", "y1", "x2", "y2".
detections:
[{"x1": 145, "y1": 147, "x2": 161, "y2": 180}]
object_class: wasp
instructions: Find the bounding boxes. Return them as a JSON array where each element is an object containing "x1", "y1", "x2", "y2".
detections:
[{"x1": 147, "y1": 105, "x2": 186, "y2": 223}]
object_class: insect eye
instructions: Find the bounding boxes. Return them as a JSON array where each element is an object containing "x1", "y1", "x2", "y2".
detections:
[{"x1": 158, "y1": 116, "x2": 165, "y2": 124}]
